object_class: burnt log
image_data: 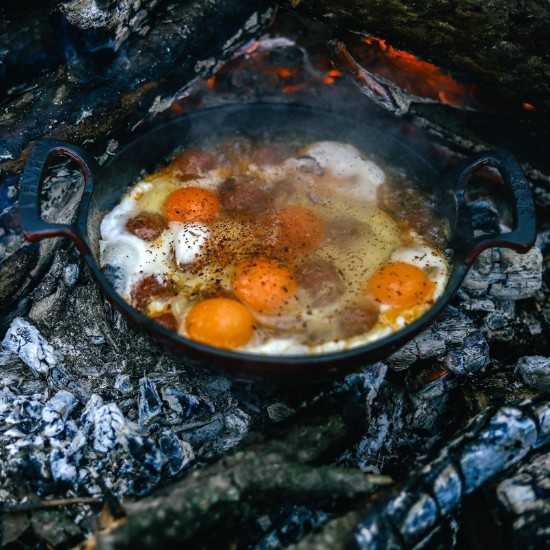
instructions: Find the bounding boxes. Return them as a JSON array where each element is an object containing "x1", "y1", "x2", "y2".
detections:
[
  {"x1": 303, "y1": 398, "x2": 549, "y2": 549},
  {"x1": 56, "y1": 0, "x2": 162, "y2": 54},
  {"x1": 282, "y1": 0, "x2": 550, "y2": 114},
  {"x1": 0, "y1": 0, "x2": 276, "y2": 172},
  {"x1": 93, "y1": 403, "x2": 392, "y2": 548},
  {"x1": 281, "y1": 1, "x2": 550, "y2": 179}
]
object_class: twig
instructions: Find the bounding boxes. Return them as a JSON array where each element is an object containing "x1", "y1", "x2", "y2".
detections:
[{"x1": 1, "y1": 496, "x2": 102, "y2": 514}]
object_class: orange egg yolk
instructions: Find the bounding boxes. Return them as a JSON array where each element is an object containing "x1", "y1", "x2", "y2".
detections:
[
  {"x1": 367, "y1": 261, "x2": 435, "y2": 307},
  {"x1": 265, "y1": 205, "x2": 324, "y2": 256},
  {"x1": 184, "y1": 298, "x2": 254, "y2": 349},
  {"x1": 164, "y1": 187, "x2": 221, "y2": 223},
  {"x1": 233, "y1": 257, "x2": 297, "y2": 314}
]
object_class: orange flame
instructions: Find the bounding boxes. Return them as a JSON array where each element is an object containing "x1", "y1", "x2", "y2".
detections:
[{"x1": 360, "y1": 36, "x2": 478, "y2": 108}]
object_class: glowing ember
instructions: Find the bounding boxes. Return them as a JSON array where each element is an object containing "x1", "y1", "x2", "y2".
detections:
[{"x1": 359, "y1": 37, "x2": 478, "y2": 109}]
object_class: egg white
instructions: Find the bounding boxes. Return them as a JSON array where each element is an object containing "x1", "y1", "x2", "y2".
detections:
[
  {"x1": 99, "y1": 182, "x2": 213, "y2": 298},
  {"x1": 390, "y1": 245, "x2": 448, "y2": 300}
]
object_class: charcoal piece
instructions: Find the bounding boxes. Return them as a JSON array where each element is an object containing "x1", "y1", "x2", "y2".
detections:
[
  {"x1": 460, "y1": 407, "x2": 537, "y2": 494},
  {"x1": 467, "y1": 198, "x2": 500, "y2": 233},
  {"x1": 81, "y1": 393, "x2": 105, "y2": 432},
  {"x1": 60, "y1": 420, "x2": 87, "y2": 457},
  {"x1": 50, "y1": 448, "x2": 78, "y2": 485},
  {"x1": 409, "y1": 393, "x2": 450, "y2": 433},
  {"x1": 157, "y1": 430, "x2": 194, "y2": 476},
  {"x1": 256, "y1": 506, "x2": 330, "y2": 549},
  {"x1": 532, "y1": 402, "x2": 550, "y2": 449},
  {"x1": 0, "y1": 243, "x2": 40, "y2": 330},
  {"x1": 343, "y1": 383, "x2": 408, "y2": 474},
  {"x1": 386, "y1": 490, "x2": 439, "y2": 543},
  {"x1": 10, "y1": 451, "x2": 53, "y2": 496},
  {"x1": 128, "y1": 468, "x2": 162, "y2": 498},
  {"x1": 1, "y1": 317, "x2": 61, "y2": 375},
  {"x1": 0, "y1": 387, "x2": 17, "y2": 419},
  {"x1": 515, "y1": 355, "x2": 550, "y2": 392},
  {"x1": 266, "y1": 402, "x2": 295, "y2": 422},
  {"x1": 120, "y1": 429, "x2": 166, "y2": 479},
  {"x1": 5, "y1": 435, "x2": 45, "y2": 456},
  {"x1": 485, "y1": 310, "x2": 515, "y2": 342},
  {"x1": 386, "y1": 330, "x2": 446, "y2": 370},
  {"x1": 50, "y1": 367, "x2": 90, "y2": 403},
  {"x1": 161, "y1": 387, "x2": 215, "y2": 419},
  {"x1": 459, "y1": 298, "x2": 497, "y2": 314},
  {"x1": 138, "y1": 377, "x2": 162, "y2": 428},
  {"x1": 463, "y1": 247, "x2": 542, "y2": 300},
  {"x1": 214, "y1": 409, "x2": 251, "y2": 455},
  {"x1": 28, "y1": 250, "x2": 78, "y2": 325},
  {"x1": 114, "y1": 374, "x2": 133, "y2": 394},
  {"x1": 459, "y1": 407, "x2": 538, "y2": 494},
  {"x1": 418, "y1": 458, "x2": 462, "y2": 517},
  {"x1": 406, "y1": 365, "x2": 457, "y2": 400},
  {"x1": 5, "y1": 396, "x2": 44, "y2": 435},
  {"x1": 354, "y1": 512, "x2": 403, "y2": 550},
  {"x1": 343, "y1": 363, "x2": 388, "y2": 414},
  {"x1": 442, "y1": 332, "x2": 489, "y2": 376},
  {"x1": 181, "y1": 416, "x2": 225, "y2": 451},
  {"x1": 42, "y1": 390, "x2": 78, "y2": 438},
  {"x1": 93, "y1": 403, "x2": 125, "y2": 453},
  {"x1": 386, "y1": 307, "x2": 476, "y2": 370},
  {"x1": 494, "y1": 450, "x2": 550, "y2": 547},
  {"x1": 490, "y1": 247, "x2": 543, "y2": 300}
]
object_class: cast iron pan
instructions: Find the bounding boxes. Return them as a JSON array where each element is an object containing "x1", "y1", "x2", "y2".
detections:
[{"x1": 19, "y1": 104, "x2": 537, "y2": 382}]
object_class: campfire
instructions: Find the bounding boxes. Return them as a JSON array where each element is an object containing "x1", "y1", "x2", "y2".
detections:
[{"x1": 0, "y1": 2, "x2": 548, "y2": 548}]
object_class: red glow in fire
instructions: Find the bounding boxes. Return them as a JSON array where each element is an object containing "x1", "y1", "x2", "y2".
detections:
[{"x1": 360, "y1": 37, "x2": 478, "y2": 108}]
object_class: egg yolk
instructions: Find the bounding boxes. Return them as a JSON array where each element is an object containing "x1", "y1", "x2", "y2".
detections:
[
  {"x1": 184, "y1": 298, "x2": 254, "y2": 349},
  {"x1": 265, "y1": 205, "x2": 324, "y2": 255},
  {"x1": 367, "y1": 261, "x2": 435, "y2": 307},
  {"x1": 233, "y1": 257, "x2": 297, "y2": 314},
  {"x1": 164, "y1": 187, "x2": 221, "y2": 223}
]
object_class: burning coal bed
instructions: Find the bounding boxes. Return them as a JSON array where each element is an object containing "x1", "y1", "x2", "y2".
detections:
[{"x1": 1, "y1": 3, "x2": 550, "y2": 549}]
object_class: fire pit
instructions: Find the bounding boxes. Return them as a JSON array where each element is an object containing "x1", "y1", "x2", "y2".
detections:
[{"x1": 1, "y1": 2, "x2": 549, "y2": 548}]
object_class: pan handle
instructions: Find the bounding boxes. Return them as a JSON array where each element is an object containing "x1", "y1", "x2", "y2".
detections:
[
  {"x1": 453, "y1": 149, "x2": 536, "y2": 266},
  {"x1": 19, "y1": 138, "x2": 98, "y2": 256}
]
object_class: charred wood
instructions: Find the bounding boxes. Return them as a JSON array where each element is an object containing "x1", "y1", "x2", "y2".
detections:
[
  {"x1": 282, "y1": 0, "x2": 550, "y2": 115},
  {"x1": 349, "y1": 398, "x2": 550, "y2": 549},
  {"x1": 94, "y1": 403, "x2": 392, "y2": 549},
  {"x1": 56, "y1": 0, "x2": 162, "y2": 54},
  {"x1": 0, "y1": 0, "x2": 276, "y2": 170}
]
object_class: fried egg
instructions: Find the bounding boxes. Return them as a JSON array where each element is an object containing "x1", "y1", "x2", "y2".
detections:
[{"x1": 99, "y1": 139, "x2": 449, "y2": 355}]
